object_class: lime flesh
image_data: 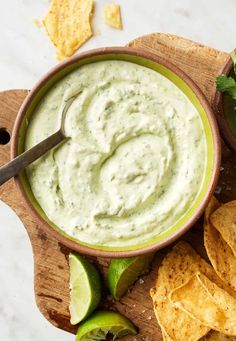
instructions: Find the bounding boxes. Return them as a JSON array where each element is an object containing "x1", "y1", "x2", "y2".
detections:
[
  {"x1": 76, "y1": 310, "x2": 137, "y2": 341},
  {"x1": 69, "y1": 254, "x2": 102, "y2": 325},
  {"x1": 107, "y1": 254, "x2": 153, "y2": 300}
]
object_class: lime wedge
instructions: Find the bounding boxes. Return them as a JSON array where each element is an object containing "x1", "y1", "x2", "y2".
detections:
[
  {"x1": 69, "y1": 253, "x2": 102, "y2": 325},
  {"x1": 107, "y1": 254, "x2": 153, "y2": 300},
  {"x1": 76, "y1": 310, "x2": 137, "y2": 341}
]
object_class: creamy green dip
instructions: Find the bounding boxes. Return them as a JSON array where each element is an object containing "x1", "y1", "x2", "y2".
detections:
[{"x1": 25, "y1": 60, "x2": 207, "y2": 247}]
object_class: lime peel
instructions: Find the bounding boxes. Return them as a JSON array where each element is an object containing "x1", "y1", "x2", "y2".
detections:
[
  {"x1": 76, "y1": 310, "x2": 137, "y2": 341},
  {"x1": 69, "y1": 253, "x2": 102, "y2": 325},
  {"x1": 107, "y1": 254, "x2": 153, "y2": 300}
]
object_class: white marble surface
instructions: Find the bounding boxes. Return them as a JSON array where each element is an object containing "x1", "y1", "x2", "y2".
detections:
[{"x1": 0, "y1": 0, "x2": 235, "y2": 340}]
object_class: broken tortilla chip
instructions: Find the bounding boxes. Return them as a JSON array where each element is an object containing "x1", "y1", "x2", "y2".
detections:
[
  {"x1": 201, "y1": 330, "x2": 236, "y2": 340},
  {"x1": 204, "y1": 198, "x2": 236, "y2": 290},
  {"x1": 170, "y1": 272, "x2": 236, "y2": 335},
  {"x1": 43, "y1": 0, "x2": 94, "y2": 60},
  {"x1": 150, "y1": 241, "x2": 236, "y2": 341},
  {"x1": 103, "y1": 3, "x2": 122, "y2": 30},
  {"x1": 161, "y1": 327, "x2": 173, "y2": 341},
  {"x1": 210, "y1": 201, "x2": 236, "y2": 257}
]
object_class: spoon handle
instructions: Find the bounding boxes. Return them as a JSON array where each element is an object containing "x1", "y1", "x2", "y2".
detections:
[{"x1": 0, "y1": 130, "x2": 64, "y2": 186}]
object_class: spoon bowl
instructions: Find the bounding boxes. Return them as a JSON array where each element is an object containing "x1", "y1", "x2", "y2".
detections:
[{"x1": 0, "y1": 97, "x2": 78, "y2": 186}]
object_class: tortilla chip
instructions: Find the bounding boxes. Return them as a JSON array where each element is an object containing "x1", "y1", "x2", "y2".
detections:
[
  {"x1": 161, "y1": 327, "x2": 173, "y2": 341},
  {"x1": 170, "y1": 272, "x2": 236, "y2": 335},
  {"x1": 150, "y1": 242, "x2": 209, "y2": 341},
  {"x1": 210, "y1": 201, "x2": 236, "y2": 257},
  {"x1": 201, "y1": 331, "x2": 236, "y2": 340},
  {"x1": 103, "y1": 3, "x2": 123, "y2": 30},
  {"x1": 43, "y1": 0, "x2": 94, "y2": 60},
  {"x1": 205, "y1": 196, "x2": 221, "y2": 219},
  {"x1": 150, "y1": 241, "x2": 236, "y2": 341},
  {"x1": 204, "y1": 198, "x2": 236, "y2": 290}
]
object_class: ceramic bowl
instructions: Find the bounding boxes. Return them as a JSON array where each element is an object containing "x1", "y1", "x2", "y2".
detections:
[
  {"x1": 213, "y1": 53, "x2": 236, "y2": 153},
  {"x1": 11, "y1": 47, "x2": 221, "y2": 258}
]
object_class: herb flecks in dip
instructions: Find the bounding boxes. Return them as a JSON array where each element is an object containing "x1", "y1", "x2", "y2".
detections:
[{"x1": 25, "y1": 61, "x2": 206, "y2": 247}]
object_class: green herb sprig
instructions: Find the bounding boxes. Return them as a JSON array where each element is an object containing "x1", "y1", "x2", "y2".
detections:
[
  {"x1": 216, "y1": 51, "x2": 236, "y2": 119},
  {"x1": 216, "y1": 76, "x2": 236, "y2": 100}
]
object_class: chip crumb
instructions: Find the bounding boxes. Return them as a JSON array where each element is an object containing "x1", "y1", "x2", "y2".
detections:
[
  {"x1": 214, "y1": 186, "x2": 222, "y2": 195},
  {"x1": 43, "y1": 0, "x2": 94, "y2": 60},
  {"x1": 139, "y1": 278, "x2": 144, "y2": 284},
  {"x1": 147, "y1": 316, "x2": 152, "y2": 320},
  {"x1": 34, "y1": 19, "x2": 42, "y2": 28},
  {"x1": 95, "y1": 29, "x2": 101, "y2": 36},
  {"x1": 103, "y1": 3, "x2": 123, "y2": 30}
]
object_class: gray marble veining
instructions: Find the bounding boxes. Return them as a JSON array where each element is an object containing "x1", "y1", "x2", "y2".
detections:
[{"x1": 0, "y1": 0, "x2": 235, "y2": 340}]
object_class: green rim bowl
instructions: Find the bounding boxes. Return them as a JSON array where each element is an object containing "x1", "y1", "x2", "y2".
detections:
[{"x1": 11, "y1": 47, "x2": 221, "y2": 258}]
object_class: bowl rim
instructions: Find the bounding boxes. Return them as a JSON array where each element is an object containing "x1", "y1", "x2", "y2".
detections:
[
  {"x1": 212, "y1": 52, "x2": 236, "y2": 153},
  {"x1": 11, "y1": 46, "x2": 221, "y2": 258}
]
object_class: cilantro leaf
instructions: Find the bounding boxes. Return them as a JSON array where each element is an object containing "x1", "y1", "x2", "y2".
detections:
[
  {"x1": 216, "y1": 75, "x2": 236, "y2": 100},
  {"x1": 230, "y1": 51, "x2": 236, "y2": 73}
]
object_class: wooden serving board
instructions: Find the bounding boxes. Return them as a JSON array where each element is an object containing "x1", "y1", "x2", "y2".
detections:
[{"x1": 0, "y1": 34, "x2": 236, "y2": 340}]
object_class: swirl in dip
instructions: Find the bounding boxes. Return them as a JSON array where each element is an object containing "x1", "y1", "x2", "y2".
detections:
[{"x1": 25, "y1": 60, "x2": 207, "y2": 247}]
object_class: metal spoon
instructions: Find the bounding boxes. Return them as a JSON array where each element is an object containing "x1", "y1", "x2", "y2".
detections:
[{"x1": 0, "y1": 95, "x2": 76, "y2": 186}]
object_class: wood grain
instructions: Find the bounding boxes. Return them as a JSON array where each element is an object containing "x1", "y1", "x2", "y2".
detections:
[
  {"x1": 128, "y1": 33, "x2": 229, "y2": 106},
  {"x1": 0, "y1": 34, "x2": 235, "y2": 340}
]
